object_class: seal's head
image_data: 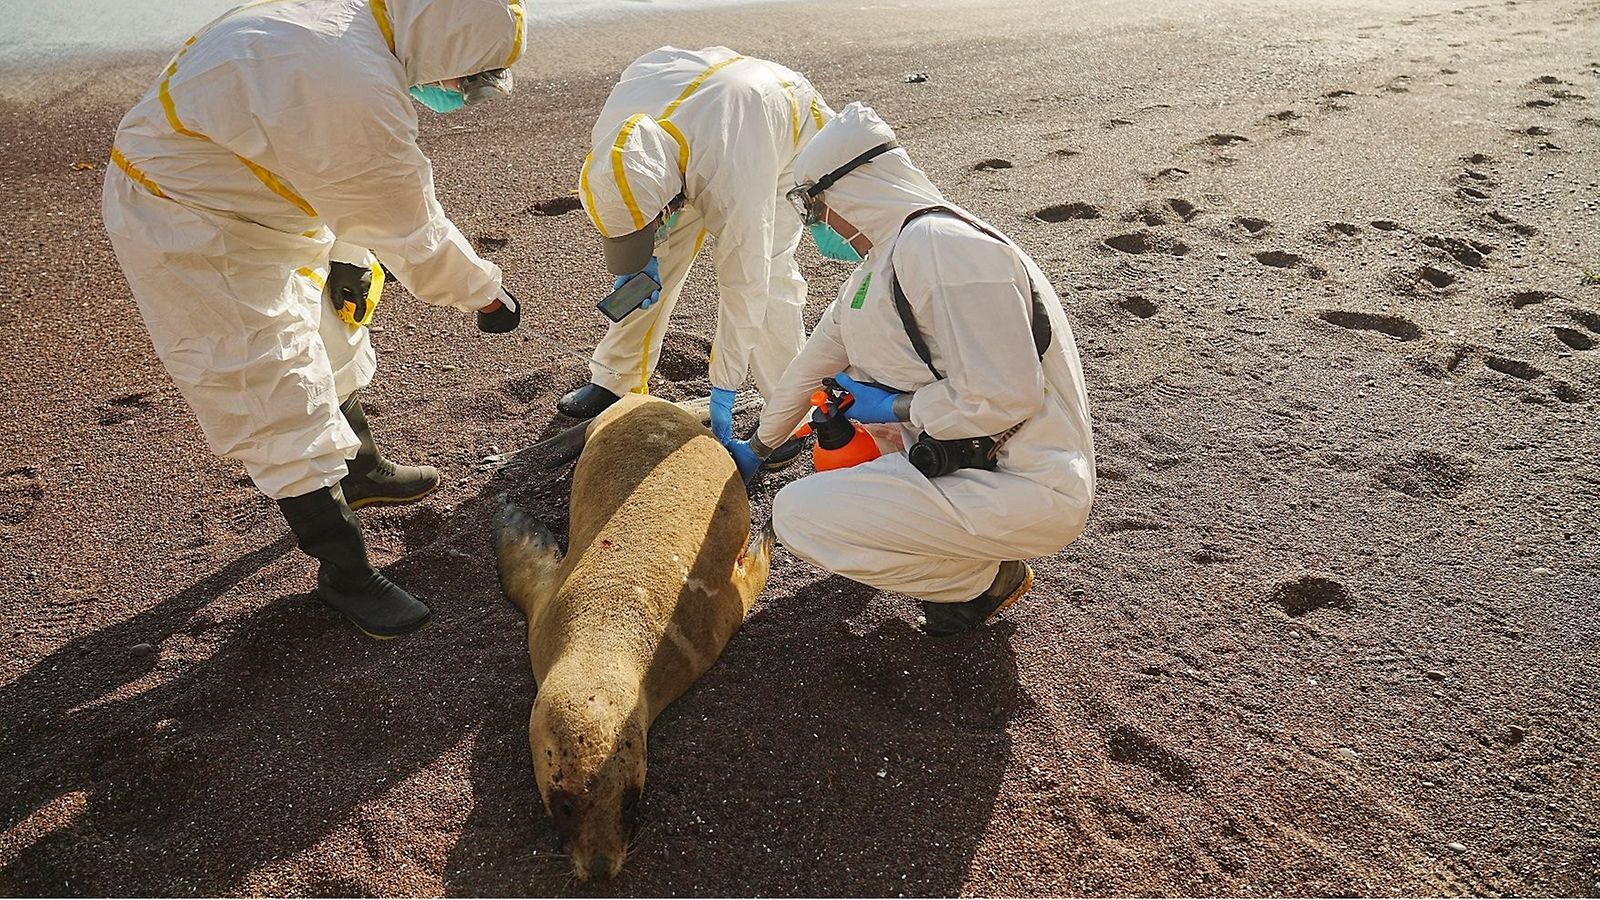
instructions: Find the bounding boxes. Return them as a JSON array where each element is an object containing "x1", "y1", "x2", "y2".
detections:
[{"x1": 530, "y1": 665, "x2": 647, "y2": 882}]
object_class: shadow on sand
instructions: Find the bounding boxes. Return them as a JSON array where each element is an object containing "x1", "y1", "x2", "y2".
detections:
[{"x1": 0, "y1": 417, "x2": 1024, "y2": 896}]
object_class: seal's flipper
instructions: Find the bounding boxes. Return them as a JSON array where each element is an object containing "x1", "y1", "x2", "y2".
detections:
[
  {"x1": 493, "y1": 497, "x2": 564, "y2": 617},
  {"x1": 732, "y1": 517, "x2": 776, "y2": 613},
  {"x1": 532, "y1": 419, "x2": 594, "y2": 471}
]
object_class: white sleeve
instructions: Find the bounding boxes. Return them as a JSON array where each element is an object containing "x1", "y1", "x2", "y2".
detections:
[
  {"x1": 755, "y1": 297, "x2": 849, "y2": 449},
  {"x1": 264, "y1": 87, "x2": 502, "y2": 312},
  {"x1": 900, "y1": 226, "x2": 1046, "y2": 439}
]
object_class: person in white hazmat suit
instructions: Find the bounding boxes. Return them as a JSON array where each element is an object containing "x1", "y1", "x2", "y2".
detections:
[
  {"x1": 563, "y1": 46, "x2": 833, "y2": 467},
  {"x1": 728, "y1": 103, "x2": 1096, "y2": 637},
  {"x1": 101, "y1": 0, "x2": 528, "y2": 639}
]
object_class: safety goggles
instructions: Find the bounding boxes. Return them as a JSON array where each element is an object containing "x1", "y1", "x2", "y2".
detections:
[{"x1": 786, "y1": 140, "x2": 900, "y2": 224}]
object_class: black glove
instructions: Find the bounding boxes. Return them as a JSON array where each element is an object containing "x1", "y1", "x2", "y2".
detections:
[
  {"x1": 477, "y1": 288, "x2": 521, "y2": 334},
  {"x1": 325, "y1": 261, "x2": 376, "y2": 326}
]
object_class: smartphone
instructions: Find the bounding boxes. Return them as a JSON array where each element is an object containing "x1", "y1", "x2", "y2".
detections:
[{"x1": 597, "y1": 271, "x2": 661, "y2": 323}]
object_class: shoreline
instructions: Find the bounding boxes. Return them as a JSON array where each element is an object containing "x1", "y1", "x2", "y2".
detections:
[{"x1": 1, "y1": 0, "x2": 1596, "y2": 894}]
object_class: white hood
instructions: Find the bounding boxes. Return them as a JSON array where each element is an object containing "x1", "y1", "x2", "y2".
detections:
[
  {"x1": 793, "y1": 102, "x2": 947, "y2": 251},
  {"x1": 384, "y1": 0, "x2": 526, "y2": 86}
]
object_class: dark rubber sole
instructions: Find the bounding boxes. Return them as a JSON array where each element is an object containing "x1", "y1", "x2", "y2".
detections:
[{"x1": 344, "y1": 481, "x2": 438, "y2": 511}]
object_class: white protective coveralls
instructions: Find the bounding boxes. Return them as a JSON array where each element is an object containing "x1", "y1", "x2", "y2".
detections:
[
  {"x1": 756, "y1": 104, "x2": 1096, "y2": 603},
  {"x1": 102, "y1": 0, "x2": 526, "y2": 499},
  {"x1": 578, "y1": 47, "x2": 833, "y2": 397}
]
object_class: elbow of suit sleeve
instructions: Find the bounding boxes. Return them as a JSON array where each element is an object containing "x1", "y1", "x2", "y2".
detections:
[
  {"x1": 755, "y1": 306, "x2": 848, "y2": 447},
  {"x1": 909, "y1": 368, "x2": 1045, "y2": 439}
]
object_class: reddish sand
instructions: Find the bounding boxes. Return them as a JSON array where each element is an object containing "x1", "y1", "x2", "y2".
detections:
[{"x1": 1, "y1": 0, "x2": 1597, "y2": 895}]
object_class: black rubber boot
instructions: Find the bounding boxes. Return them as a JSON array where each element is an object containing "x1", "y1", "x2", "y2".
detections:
[
  {"x1": 339, "y1": 393, "x2": 439, "y2": 510},
  {"x1": 760, "y1": 435, "x2": 809, "y2": 471},
  {"x1": 277, "y1": 485, "x2": 433, "y2": 639},
  {"x1": 557, "y1": 383, "x2": 622, "y2": 420},
  {"x1": 920, "y1": 560, "x2": 1034, "y2": 638}
]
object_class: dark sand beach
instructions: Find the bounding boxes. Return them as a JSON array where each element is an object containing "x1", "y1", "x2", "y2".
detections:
[{"x1": 1, "y1": 0, "x2": 1597, "y2": 894}]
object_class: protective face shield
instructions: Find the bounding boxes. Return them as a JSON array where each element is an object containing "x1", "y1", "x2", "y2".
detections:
[
  {"x1": 786, "y1": 140, "x2": 901, "y2": 224},
  {"x1": 808, "y1": 222, "x2": 864, "y2": 262},
  {"x1": 410, "y1": 83, "x2": 466, "y2": 113},
  {"x1": 787, "y1": 140, "x2": 899, "y2": 261}
]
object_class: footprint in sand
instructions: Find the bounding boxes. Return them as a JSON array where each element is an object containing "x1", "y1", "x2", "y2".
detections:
[
  {"x1": 1423, "y1": 235, "x2": 1495, "y2": 269},
  {"x1": 1377, "y1": 450, "x2": 1474, "y2": 500},
  {"x1": 1317, "y1": 310, "x2": 1424, "y2": 342},
  {"x1": 1105, "y1": 725, "x2": 1200, "y2": 788},
  {"x1": 1145, "y1": 166, "x2": 1191, "y2": 185},
  {"x1": 1507, "y1": 289, "x2": 1557, "y2": 308},
  {"x1": 973, "y1": 158, "x2": 1014, "y2": 172},
  {"x1": 1036, "y1": 202, "x2": 1102, "y2": 222},
  {"x1": 1116, "y1": 295, "x2": 1158, "y2": 319},
  {"x1": 1202, "y1": 133, "x2": 1249, "y2": 147},
  {"x1": 1252, "y1": 249, "x2": 1312, "y2": 271},
  {"x1": 1487, "y1": 210, "x2": 1538, "y2": 236},
  {"x1": 1234, "y1": 215, "x2": 1270, "y2": 234},
  {"x1": 1484, "y1": 355, "x2": 1542, "y2": 380},
  {"x1": 1551, "y1": 327, "x2": 1595, "y2": 351},
  {"x1": 1415, "y1": 266, "x2": 1458, "y2": 290},
  {"x1": 1125, "y1": 198, "x2": 1199, "y2": 226},
  {"x1": 1104, "y1": 231, "x2": 1189, "y2": 256},
  {"x1": 1271, "y1": 574, "x2": 1353, "y2": 617},
  {"x1": 473, "y1": 232, "x2": 510, "y2": 253},
  {"x1": 99, "y1": 391, "x2": 156, "y2": 426},
  {"x1": 1321, "y1": 89, "x2": 1357, "y2": 111},
  {"x1": 0, "y1": 467, "x2": 43, "y2": 526},
  {"x1": 1370, "y1": 219, "x2": 1403, "y2": 231},
  {"x1": 528, "y1": 196, "x2": 582, "y2": 216},
  {"x1": 1321, "y1": 222, "x2": 1362, "y2": 243},
  {"x1": 1566, "y1": 308, "x2": 1600, "y2": 334}
]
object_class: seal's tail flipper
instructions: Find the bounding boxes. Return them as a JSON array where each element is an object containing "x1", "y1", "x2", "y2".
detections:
[
  {"x1": 733, "y1": 517, "x2": 776, "y2": 614},
  {"x1": 493, "y1": 496, "x2": 564, "y2": 617}
]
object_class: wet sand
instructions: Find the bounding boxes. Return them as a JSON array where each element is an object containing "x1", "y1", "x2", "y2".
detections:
[{"x1": 1, "y1": 0, "x2": 1598, "y2": 894}]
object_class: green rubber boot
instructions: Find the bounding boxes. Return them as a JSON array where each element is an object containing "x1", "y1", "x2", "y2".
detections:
[
  {"x1": 277, "y1": 485, "x2": 432, "y2": 639},
  {"x1": 339, "y1": 393, "x2": 439, "y2": 511}
]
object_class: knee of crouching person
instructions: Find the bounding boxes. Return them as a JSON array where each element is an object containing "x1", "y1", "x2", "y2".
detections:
[{"x1": 770, "y1": 479, "x2": 827, "y2": 568}]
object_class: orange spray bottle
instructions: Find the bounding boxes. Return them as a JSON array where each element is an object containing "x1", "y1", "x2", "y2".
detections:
[{"x1": 810, "y1": 377, "x2": 882, "y2": 471}]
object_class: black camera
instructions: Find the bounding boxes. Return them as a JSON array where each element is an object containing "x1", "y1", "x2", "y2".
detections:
[{"x1": 908, "y1": 432, "x2": 998, "y2": 478}]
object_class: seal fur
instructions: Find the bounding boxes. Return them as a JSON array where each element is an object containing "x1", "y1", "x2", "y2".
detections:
[{"x1": 494, "y1": 394, "x2": 772, "y2": 881}]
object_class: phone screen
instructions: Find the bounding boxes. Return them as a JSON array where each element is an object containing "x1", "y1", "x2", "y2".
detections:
[{"x1": 596, "y1": 271, "x2": 661, "y2": 323}]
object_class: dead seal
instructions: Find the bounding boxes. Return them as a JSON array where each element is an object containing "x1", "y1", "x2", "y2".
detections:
[{"x1": 494, "y1": 393, "x2": 772, "y2": 882}]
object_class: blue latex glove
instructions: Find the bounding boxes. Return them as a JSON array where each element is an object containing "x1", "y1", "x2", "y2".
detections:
[
  {"x1": 726, "y1": 438, "x2": 762, "y2": 484},
  {"x1": 612, "y1": 256, "x2": 663, "y2": 310},
  {"x1": 709, "y1": 386, "x2": 736, "y2": 443},
  {"x1": 832, "y1": 372, "x2": 903, "y2": 424}
]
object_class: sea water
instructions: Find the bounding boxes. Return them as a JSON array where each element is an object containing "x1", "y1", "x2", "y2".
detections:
[{"x1": 0, "y1": 0, "x2": 786, "y2": 75}]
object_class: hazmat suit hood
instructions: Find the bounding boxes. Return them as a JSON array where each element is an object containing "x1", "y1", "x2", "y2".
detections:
[
  {"x1": 580, "y1": 113, "x2": 687, "y2": 242},
  {"x1": 794, "y1": 102, "x2": 948, "y2": 252},
  {"x1": 384, "y1": 0, "x2": 527, "y2": 86}
]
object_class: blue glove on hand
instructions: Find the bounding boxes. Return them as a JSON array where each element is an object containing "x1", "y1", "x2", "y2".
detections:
[
  {"x1": 832, "y1": 372, "x2": 903, "y2": 424},
  {"x1": 726, "y1": 438, "x2": 763, "y2": 484},
  {"x1": 709, "y1": 386, "x2": 737, "y2": 443},
  {"x1": 612, "y1": 256, "x2": 663, "y2": 310}
]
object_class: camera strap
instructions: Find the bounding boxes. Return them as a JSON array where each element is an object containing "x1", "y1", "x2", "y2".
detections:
[{"x1": 888, "y1": 205, "x2": 1053, "y2": 382}]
